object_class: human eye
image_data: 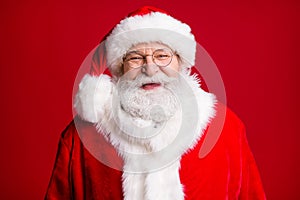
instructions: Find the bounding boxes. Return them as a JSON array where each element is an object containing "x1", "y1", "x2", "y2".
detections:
[
  {"x1": 128, "y1": 56, "x2": 143, "y2": 61},
  {"x1": 154, "y1": 52, "x2": 171, "y2": 60},
  {"x1": 125, "y1": 53, "x2": 143, "y2": 62},
  {"x1": 153, "y1": 50, "x2": 172, "y2": 60}
]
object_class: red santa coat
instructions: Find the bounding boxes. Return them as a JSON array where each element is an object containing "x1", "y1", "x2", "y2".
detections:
[{"x1": 45, "y1": 104, "x2": 266, "y2": 200}]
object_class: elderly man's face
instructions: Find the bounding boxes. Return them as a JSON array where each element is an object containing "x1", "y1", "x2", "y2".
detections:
[
  {"x1": 117, "y1": 43, "x2": 181, "y2": 123},
  {"x1": 122, "y1": 42, "x2": 181, "y2": 81}
]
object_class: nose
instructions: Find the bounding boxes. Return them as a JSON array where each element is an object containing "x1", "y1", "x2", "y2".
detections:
[{"x1": 142, "y1": 55, "x2": 158, "y2": 77}]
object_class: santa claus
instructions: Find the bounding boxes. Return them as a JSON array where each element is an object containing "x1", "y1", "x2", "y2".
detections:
[{"x1": 45, "y1": 6, "x2": 266, "y2": 200}]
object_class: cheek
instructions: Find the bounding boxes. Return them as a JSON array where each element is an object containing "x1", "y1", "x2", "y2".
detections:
[
  {"x1": 160, "y1": 59, "x2": 181, "y2": 77},
  {"x1": 123, "y1": 66, "x2": 141, "y2": 80},
  {"x1": 123, "y1": 63, "x2": 131, "y2": 74}
]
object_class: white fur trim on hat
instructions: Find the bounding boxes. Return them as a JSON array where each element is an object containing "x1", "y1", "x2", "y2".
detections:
[{"x1": 105, "y1": 12, "x2": 196, "y2": 74}]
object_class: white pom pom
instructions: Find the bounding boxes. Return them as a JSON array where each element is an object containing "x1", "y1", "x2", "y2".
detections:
[{"x1": 74, "y1": 74, "x2": 112, "y2": 123}]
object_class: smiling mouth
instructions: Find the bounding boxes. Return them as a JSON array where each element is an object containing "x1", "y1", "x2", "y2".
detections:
[{"x1": 141, "y1": 83, "x2": 161, "y2": 90}]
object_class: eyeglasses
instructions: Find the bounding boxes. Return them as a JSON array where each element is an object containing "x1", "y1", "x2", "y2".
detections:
[{"x1": 123, "y1": 48, "x2": 174, "y2": 69}]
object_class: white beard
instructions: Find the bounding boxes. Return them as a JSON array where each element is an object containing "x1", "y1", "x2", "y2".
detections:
[
  {"x1": 109, "y1": 72, "x2": 183, "y2": 142},
  {"x1": 116, "y1": 72, "x2": 180, "y2": 124}
]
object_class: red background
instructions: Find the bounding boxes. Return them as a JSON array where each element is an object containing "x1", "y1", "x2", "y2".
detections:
[{"x1": 0, "y1": 0, "x2": 299, "y2": 199}]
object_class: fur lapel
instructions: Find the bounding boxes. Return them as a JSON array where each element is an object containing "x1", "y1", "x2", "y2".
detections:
[{"x1": 74, "y1": 72, "x2": 216, "y2": 200}]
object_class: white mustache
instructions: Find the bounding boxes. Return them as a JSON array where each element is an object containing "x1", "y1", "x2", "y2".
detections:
[{"x1": 118, "y1": 72, "x2": 178, "y2": 88}]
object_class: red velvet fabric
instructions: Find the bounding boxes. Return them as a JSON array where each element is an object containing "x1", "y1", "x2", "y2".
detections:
[
  {"x1": 128, "y1": 6, "x2": 169, "y2": 17},
  {"x1": 45, "y1": 104, "x2": 266, "y2": 200}
]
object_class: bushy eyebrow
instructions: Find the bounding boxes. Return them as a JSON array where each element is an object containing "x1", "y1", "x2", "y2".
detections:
[
  {"x1": 126, "y1": 49, "x2": 168, "y2": 55},
  {"x1": 126, "y1": 50, "x2": 143, "y2": 55}
]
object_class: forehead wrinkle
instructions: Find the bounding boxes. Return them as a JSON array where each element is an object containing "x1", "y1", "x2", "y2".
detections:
[
  {"x1": 128, "y1": 42, "x2": 171, "y2": 52},
  {"x1": 128, "y1": 48, "x2": 155, "y2": 55}
]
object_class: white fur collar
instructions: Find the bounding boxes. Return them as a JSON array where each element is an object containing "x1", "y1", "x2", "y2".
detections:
[{"x1": 74, "y1": 72, "x2": 216, "y2": 200}]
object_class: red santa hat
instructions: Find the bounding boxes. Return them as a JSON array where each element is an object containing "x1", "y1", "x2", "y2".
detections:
[
  {"x1": 91, "y1": 6, "x2": 196, "y2": 77},
  {"x1": 75, "y1": 6, "x2": 197, "y2": 123}
]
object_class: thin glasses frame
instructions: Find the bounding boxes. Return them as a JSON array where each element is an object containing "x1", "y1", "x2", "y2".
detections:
[{"x1": 122, "y1": 48, "x2": 174, "y2": 68}]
